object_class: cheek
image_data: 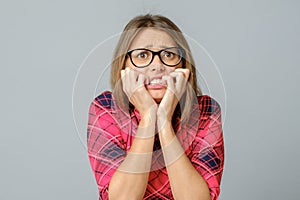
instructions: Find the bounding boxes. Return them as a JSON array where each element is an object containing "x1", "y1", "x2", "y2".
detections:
[
  {"x1": 125, "y1": 58, "x2": 135, "y2": 69},
  {"x1": 125, "y1": 59, "x2": 149, "y2": 76},
  {"x1": 165, "y1": 67, "x2": 178, "y2": 74},
  {"x1": 125, "y1": 58, "x2": 144, "y2": 71},
  {"x1": 175, "y1": 62, "x2": 183, "y2": 69},
  {"x1": 166, "y1": 63, "x2": 183, "y2": 73}
]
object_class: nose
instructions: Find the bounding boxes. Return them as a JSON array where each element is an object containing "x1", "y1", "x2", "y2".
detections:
[{"x1": 149, "y1": 54, "x2": 165, "y2": 72}]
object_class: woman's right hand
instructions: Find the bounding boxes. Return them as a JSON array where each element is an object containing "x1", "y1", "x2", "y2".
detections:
[{"x1": 121, "y1": 67, "x2": 157, "y2": 117}]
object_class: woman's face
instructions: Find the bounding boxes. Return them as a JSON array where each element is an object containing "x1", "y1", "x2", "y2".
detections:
[{"x1": 125, "y1": 28, "x2": 182, "y2": 103}]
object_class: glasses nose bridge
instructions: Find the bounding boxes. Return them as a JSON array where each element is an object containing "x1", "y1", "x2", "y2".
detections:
[{"x1": 151, "y1": 50, "x2": 163, "y2": 64}]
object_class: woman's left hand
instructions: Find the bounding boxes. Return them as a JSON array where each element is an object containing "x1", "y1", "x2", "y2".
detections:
[{"x1": 157, "y1": 68, "x2": 190, "y2": 128}]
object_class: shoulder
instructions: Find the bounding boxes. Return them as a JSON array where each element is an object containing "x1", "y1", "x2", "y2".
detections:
[
  {"x1": 197, "y1": 95, "x2": 221, "y2": 116},
  {"x1": 92, "y1": 91, "x2": 114, "y2": 109}
]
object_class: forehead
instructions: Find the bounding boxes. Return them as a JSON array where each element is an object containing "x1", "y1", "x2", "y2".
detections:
[{"x1": 129, "y1": 28, "x2": 177, "y2": 49}]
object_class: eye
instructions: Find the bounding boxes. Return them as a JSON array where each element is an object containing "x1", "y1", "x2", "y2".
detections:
[
  {"x1": 132, "y1": 50, "x2": 150, "y2": 60},
  {"x1": 162, "y1": 51, "x2": 176, "y2": 59},
  {"x1": 137, "y1": 52, "x2": 148, "y2": 59}
]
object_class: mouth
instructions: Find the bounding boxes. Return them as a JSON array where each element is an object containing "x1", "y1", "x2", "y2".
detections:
[
  {"x1": 149, "y1": 78, "x2": 164, "y2": 85},
  {"x1": 145, "y1": 77, "x2": 166, "y2": 89}
]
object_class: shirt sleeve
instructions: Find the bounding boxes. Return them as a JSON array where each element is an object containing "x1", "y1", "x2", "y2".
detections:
[
  {"x1": 87, "y1": 93, "x2": 127, "y2": 200},
  {"x1": 190, "y1": 96, "x2": 225, "y2": 200}
]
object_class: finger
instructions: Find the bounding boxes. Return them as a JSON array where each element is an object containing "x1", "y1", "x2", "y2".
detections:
[
  {"x1": 121, "y1": 69, "x2": 125, "y2": 78},
  {"x1": 144, "y1": 76, "x2": 150, "y2": 85},
  {"x1": 161, "y1": 75, "x2": 181, "y2": 104},
  {"x1": 169, "y1": 71, "x2": 184, "y2": 79},
  {"x1": 175, "y1": 68, "x2": 190, "y2": 80},
  {"x1": 121, "y1": 69, "x2": 126, "y2": 87},
  {"x1": 169, "y1": 71, "x2": 185, "y2": 86},
  {"x1": 162, "y1": 75, "x2": 175, "y2": 93},
  {"x1": 169, "y1": 71, "x2": 188, "y2": 95},
  {"x1": 128, "y1": 68, "x2": 138, "y2": 86},
  {"x1": 137, "y1": 73, "x2": 146, "y2": 88},
  {"x1": 121, "y1": 70, "x2": 126, "y2": 91},
  {"x1": 133, "y1": 74, "x2": 147, "y2": 97},
  {"x1": 124, "y1": 67, "x2": 130, "y2": 82},
  {"x1": 124, "y1": 67, "x2": 134, "y2": 92},
  {"x1": 124, "y1": 67, "x2": 133, "y2": 95}
]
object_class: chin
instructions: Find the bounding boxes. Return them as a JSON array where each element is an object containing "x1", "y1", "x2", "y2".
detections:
[
  {"x1": 148, "y1": 89, "x2": 166, "y2": 103},
  {"x1": 153, "y1": 97, "x2": 163, "y2": 103}
]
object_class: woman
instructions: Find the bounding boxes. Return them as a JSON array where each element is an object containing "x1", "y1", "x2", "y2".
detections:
[{"x1": 87, "y1": 14, "x2": 224, "y2": 200}]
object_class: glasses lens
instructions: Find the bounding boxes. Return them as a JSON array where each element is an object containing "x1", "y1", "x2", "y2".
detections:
[
  {"x1": 160, "y1": 47, "x2": 182, "y2": 66},
  {"x1": 130, "y1": 49, "x2": 152, "y2": 67},
  {"x1": 129, "y1": 47, "x2": 183, "y2": 67}
]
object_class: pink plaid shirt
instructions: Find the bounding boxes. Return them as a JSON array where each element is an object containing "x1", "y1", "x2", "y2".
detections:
[{"x1": 87, "y1": 91, "x2": 224, "y2": 199}]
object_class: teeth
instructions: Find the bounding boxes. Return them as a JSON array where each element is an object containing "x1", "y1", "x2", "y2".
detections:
[{"x1": 150, "y1": 79, "x2": 163, "y2": 85}]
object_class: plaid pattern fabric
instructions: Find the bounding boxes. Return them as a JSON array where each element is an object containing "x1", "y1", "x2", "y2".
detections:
[{"x1": 87, "y1": 91, "x2": 224, "y2": 200}]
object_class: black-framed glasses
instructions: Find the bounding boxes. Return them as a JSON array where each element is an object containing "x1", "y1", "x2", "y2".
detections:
[{"x1": 127, "y1": 47, "x2": 184, "y2": 68}]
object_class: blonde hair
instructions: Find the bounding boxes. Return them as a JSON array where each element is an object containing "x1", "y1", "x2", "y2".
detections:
[{"x1": 110, "y1": 14, "x2": 202, "y2": 122}]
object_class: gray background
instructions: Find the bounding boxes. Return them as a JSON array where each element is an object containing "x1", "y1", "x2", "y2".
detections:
[{"x1": 1, "y1": 0, "x2": 299, "y2": 199}]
